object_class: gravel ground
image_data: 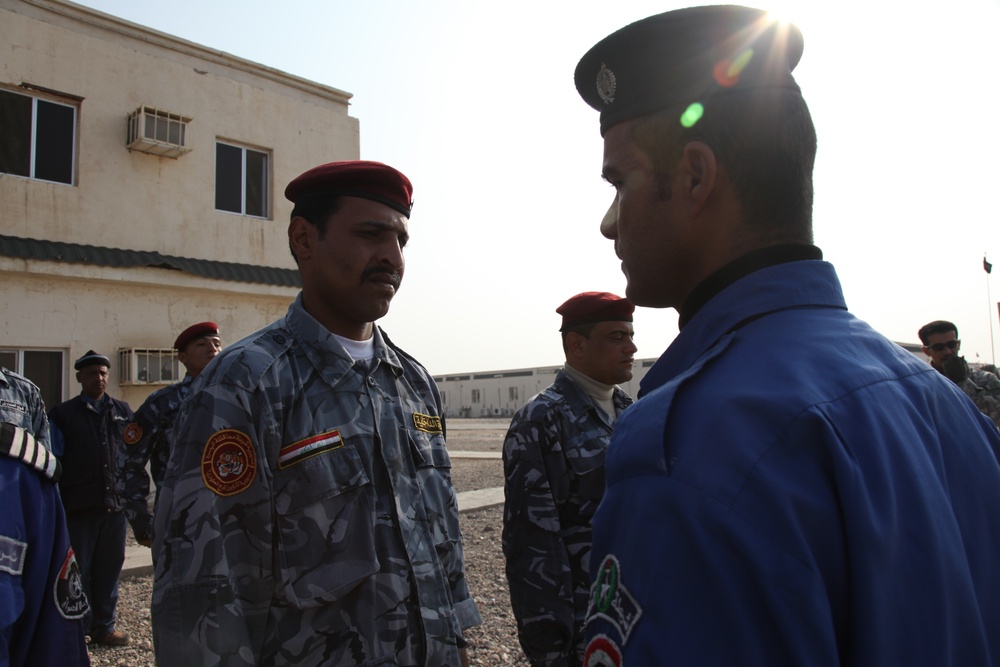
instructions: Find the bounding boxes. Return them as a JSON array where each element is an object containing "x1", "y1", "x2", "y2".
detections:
[{"x1": 87, "y1": 420, "x2": 529, "y2": 666}]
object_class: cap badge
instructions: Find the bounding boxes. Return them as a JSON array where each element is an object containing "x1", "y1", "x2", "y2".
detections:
[{"x1": 596, "y1": 63, "x2": 616, "y2": 105}]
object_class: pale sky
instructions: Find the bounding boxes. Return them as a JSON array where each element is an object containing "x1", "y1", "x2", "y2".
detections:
[{"x1": 73, "y1": 0, "x2": 1000, "y2": 375}]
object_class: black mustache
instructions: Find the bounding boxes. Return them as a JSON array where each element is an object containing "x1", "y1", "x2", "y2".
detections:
[{"x1": 362, "y1": 268, "x2": 401, "y2": 285}]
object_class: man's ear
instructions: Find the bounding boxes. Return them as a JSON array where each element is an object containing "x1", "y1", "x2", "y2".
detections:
[
  {"x1": 679, "y1": 141, "x2": 718, "y2": 216},
  {"x1": 565, "y1": 331, "x2": 587, "y2": 359},
  {"x1": 288, "y1": 216, "x2": 314, "y2": 261}
]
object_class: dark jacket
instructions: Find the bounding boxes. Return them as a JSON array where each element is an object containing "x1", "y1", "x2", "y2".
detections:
[{"x1": 50, "y1": 394, "x2": 133, "y2": 515}]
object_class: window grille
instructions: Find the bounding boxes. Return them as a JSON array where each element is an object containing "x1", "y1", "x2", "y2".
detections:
[
  {"x1": 126, "y1": 106, "x2": 192, "y2": 158},
  {"x1": 118, "y1": 348, "x2": 180, "y2": 385}
]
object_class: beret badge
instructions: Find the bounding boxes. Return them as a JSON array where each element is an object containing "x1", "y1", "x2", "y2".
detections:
[{"x1": 596, "y1": 63, "x2": 616, "y2": 105}]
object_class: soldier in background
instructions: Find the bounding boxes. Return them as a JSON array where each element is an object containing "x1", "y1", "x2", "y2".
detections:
[
  {"x1": 503, "y1": 291, "x2": 635, "y2": 666},
  {"x1": 151, "y1": 160, "x2": 480, "y2": 666},
  {"x1": 119, "y1": 322, "x2": 222, "y2": 547},
  {"x1": 1, "y1": 366, "x2": 90, "y2": 666},
  {"x1": 919, "y1": 319, "x2": 1000, "y2": 427},
  {"x1": 49, "y1": 351, "x2": 133, "y2": 647}
]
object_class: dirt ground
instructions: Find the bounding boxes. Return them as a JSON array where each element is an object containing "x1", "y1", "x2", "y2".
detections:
[{"x1": 447, "y1": 418, "x2": 509, "y2": 452}]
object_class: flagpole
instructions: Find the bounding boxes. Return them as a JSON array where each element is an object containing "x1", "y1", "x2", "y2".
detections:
[{"x1": 987, "y1": 254, "x2": 996, "y2": 365}]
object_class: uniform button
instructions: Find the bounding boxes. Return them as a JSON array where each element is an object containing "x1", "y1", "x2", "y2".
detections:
[{"x1": 368, "y1": 376, "x2": 376, "y2": 386}]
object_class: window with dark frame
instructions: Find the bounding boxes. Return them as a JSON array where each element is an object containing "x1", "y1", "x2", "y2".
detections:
[
  {"x1": 215, "y1": 141, "x2": 269, "y2": 217},
  {"x1": 0, "y1": 348, "x2": 65, "y2": 411},
  {"x1": 0, "y1": 88, "x2": 76, "y2": 185}
]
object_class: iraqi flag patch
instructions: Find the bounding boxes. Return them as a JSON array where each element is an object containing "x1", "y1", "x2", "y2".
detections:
[
  {"x1": 278, "y1": 430, "x2": 343, "y2": 470},
  {"x1": 201, "y1": 429, "x2": 257, "y2": 496}
]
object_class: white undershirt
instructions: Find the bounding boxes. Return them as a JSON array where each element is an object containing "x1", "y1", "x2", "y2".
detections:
[
  {"x1": 333, "y1": 332, "x2": 375, "y2": 362},
  {"x1": 563, "y1": 363, "x2": 619, "y2": 423}
]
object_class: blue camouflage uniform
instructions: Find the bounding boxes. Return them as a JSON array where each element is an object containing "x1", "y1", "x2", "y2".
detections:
[
  {"x1": 118, "y1": 375, "x2": 193, "y2": 542},
  {"x1": 957, "y1": 367, "x2": 1000, "y2": 427},
  {"x1": 0, "y1": 368, "x2": 90, "y2": 666},
  {"x1": 151, "y1": 294, "x2": 481, "y2": 666},
  {"x1": 584, "y1": 256, "x2": 1000, "y2": 665},
  {"x1": 503, "y1": 370, "x2": 630, "y2": 666}
]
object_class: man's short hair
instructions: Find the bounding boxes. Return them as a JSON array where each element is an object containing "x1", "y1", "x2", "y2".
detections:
[{"x1": 918, "y1": 320, "x2": 958, "y2": 346}]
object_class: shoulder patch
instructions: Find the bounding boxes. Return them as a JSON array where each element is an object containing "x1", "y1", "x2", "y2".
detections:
[
  {"x1": 0, "y1": 422, "x2": 60, "y2": 481},
  {"x1": 0, "y1": 398, "x2": 27, "y2": 415},
  {"x1": 413, "y1": 412, "x2": 443, "y2": 434},
  {"x1": 278, "y1": 429, "x2": 343, "y2": 470},
  {"x1": 54, "y1": 547, "x2": 89, "y2": 619},
  {"x1": 123, "y1": 421, "x2": 143, "y2": 445},
  {"x1": 0, "y1": 535, "x2": 27, "y2": 576},
  {"x1": 201, "y1": 429, "x2": 257, "y2": 496},
  {"x1": 588, "y1": 554, "x2": 643, "y2": 645}
]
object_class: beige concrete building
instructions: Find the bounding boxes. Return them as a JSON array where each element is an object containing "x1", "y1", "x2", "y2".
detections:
[{"x1": 0, "y1": 0, "x2": 358, "y2": 409}]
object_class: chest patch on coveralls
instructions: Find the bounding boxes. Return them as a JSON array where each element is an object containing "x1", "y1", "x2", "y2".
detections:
[
  {"x1": 278, "y1": 429, "x2": 343, "y2": 469},
  {"x1": 201, "y1": 429, "x2": 257, "y2": 496}
]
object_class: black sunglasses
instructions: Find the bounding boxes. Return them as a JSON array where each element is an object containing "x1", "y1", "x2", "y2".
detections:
[{"x1": 928, "y1": 339, "x2": 960, "y2": 352}]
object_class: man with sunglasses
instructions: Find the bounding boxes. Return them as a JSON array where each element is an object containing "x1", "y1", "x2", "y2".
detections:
[{"x1": 919, "y1": 320, "x2": 1000, "y2": 427}]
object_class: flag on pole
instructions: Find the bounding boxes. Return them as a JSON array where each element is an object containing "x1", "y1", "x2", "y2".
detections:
[{"x1": 986, "y1": 256, "x2": 993, "y2": 274}]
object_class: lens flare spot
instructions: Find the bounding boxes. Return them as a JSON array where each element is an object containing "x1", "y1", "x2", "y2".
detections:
[
  {"x1": 680, "y1": 103, "x2": 704, "y2": 128},
  {"x1": 713, "y1": 48, "x2": 755, "y2": 87}
]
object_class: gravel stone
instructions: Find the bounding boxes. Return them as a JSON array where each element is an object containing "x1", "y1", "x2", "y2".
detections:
[{"x1": 89, "y1": 420, "x2": 532, "y2": 666}]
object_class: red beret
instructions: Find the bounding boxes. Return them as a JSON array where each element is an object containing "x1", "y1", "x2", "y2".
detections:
[
  {"x1": 557, "y1": 292, "x2": 634, "y2": 331},
  {"x1": 174, "y1": 322, "x2": 220, "y2": 351},
  {"x1": 284, "y1": 160, "x2": 413, "y2": 217}
]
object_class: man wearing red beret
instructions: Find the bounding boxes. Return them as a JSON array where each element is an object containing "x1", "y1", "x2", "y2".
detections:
[
  {"x1": 150, "y1": 161, "x2": 480, "y2": 666},
  {"x1": 502, "y1": 291, "x2": 636, "y2": 667},
  {"x1": 118, "y1": 322, "x2": 221, "y2": 549}
]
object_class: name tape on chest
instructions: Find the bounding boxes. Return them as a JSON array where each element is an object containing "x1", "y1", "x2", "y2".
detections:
[
  {"x1": 413, "y1": 412, "x2": 443, "y2": 434},
  {"x1": 0, "y1": 399, "x2": 27, "y2": 415},
  {"x1": 278, "y1": 429, "x2": 343, "y2": 470},
  {"x1": 0, "y1": 535, "x2": 27, "y2": 576},
  {"x1": 201, "y1": 429, "x2": 257, "y2": 496}
]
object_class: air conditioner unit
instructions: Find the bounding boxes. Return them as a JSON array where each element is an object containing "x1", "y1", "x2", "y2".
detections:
[
  {"x1": 118, "y1": 348, "x2": 180, "y2": 385},
  {"x1": 126, "y1": 106, "x2": 192, "y2": 158}
]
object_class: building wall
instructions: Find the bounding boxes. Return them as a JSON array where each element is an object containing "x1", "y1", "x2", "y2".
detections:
[{"x1": 0, "y1": 0, "x2": 359, "y2": 405}]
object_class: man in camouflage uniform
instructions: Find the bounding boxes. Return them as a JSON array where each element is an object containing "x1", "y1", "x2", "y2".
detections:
[
  {"x1": 502, "y1": 292, "x2": 636, "y2": 666},
  {"x1": 151, "y1": 161, "x2": 480, "y2": 666},
  {"x1": 119, "y1": 322, "x2": 221, "y2": 547},
  {"x1": 919, "y1": 320, "x2": 1000, "y2": 427},
  {"x1": 1, "y1": 367, "x2": 90, "y2": 666}
]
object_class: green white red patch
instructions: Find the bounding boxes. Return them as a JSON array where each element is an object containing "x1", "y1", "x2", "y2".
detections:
[
  {"x1": 278, "y1": 429, "x2": 343, "y2": 469},
  {"x1": 123, "y1": 422, "x2": 142, "y2": 445},
  {"x1": 588, "y1": 554, "x2": 643, "y2": 645},
  {"x1": 201, "y1": 429, "x2": 256, "y2": 496}
]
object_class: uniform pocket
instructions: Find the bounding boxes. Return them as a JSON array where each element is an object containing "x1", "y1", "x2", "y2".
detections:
[{"x1": 273, "y1": 443, "x2": 378, "y2": 608}]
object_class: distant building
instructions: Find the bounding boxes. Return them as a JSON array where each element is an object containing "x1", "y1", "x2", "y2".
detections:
[
  {"x1": 439, "y1": 341, "x2": 928, "y2": 419},
  {"x1": 0, "y1": 0, "x2": 358, "y2": 408}
]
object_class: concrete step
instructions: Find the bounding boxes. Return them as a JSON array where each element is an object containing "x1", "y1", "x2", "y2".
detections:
[{"x1": 121, "y1": 484, "x2": 505, "y2": 578}]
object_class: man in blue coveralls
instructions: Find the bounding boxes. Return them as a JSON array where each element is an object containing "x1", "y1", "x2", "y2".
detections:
[{"x1": 572, "y1": 6, "x2": 1000, "y2": 665}]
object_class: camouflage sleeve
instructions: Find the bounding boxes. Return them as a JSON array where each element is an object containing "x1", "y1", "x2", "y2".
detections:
[
  {"x1": 502, "y1": 413, "x2": 576, "y2": 666},
  {"x1": 151, "y1": 380, "x2": 273, "y2": 666},
  {"x1": 118, "y1": 403, "x2": 157, "y2": 540}
]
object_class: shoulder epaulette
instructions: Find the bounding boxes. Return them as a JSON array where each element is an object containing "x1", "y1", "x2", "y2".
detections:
[{"x1": 0, "y1": 422, "x2": 61, "y2": 481}]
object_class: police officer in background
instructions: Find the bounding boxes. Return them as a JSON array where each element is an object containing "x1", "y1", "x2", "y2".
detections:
[
  {"x1": 503, "y1": 291, "x2": 635, "y2": 667},
  {"x1": 151, "y1": 160, "x2": 481, "y2": 666},
  {"x1": 573, "y1": 6, "x2": 1000, "y2": 664},
  {"x1": 1, "y1": 367, "x2": 90, "y2": 666},
  {"x1": 918, "y1": 319, "x2": 1000, "y2": 427},
  {"x1": 49, "y1": 351, "x2": 133, "y2": 648},
  {"x1": 119, "y1": 322, "x2": 222, "y2": 547}
]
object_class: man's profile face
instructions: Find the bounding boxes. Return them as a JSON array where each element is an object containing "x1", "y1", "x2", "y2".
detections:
[
  {"x1": 77, "y1": 364, "x2": 108, "y2": 399},
  {"x1": 293, "y1": 196, "x2": 409, "y2": 339},
  {"x1": 601, "y1": 121, "x2": 687, "y2": 309},
  {"x1": 573, "y1": 321, "x2": 637, "y2": 385},
  {"x1": 178, "y1": 335, "x2": 222, "y2": 377},
  {"x1": 923, "y1": 330, "x2": 960, "y2": 370}
]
